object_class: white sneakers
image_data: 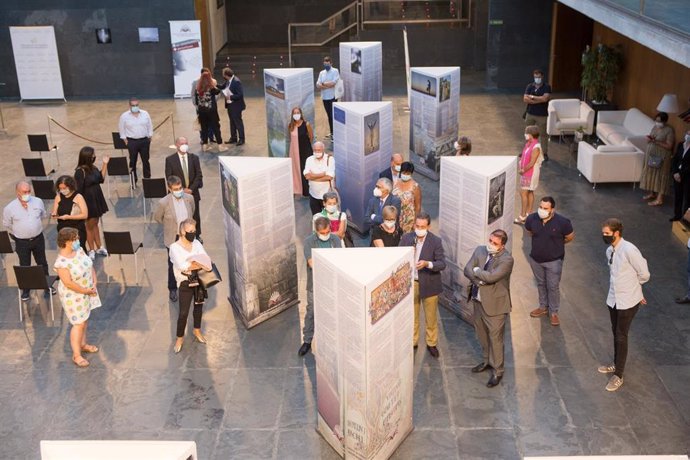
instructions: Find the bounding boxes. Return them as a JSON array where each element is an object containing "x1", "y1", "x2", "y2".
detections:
[
  {"x1": 88, "y1": 250, "x2": 96, "y2": 260},
  {"x1": 96, "y1": 247, "x2": 108, "y2": 256}
]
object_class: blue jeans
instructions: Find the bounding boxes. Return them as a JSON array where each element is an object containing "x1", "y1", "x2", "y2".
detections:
[{"x1": 528, "y1": 256, "x2": 563, "y2": 314}]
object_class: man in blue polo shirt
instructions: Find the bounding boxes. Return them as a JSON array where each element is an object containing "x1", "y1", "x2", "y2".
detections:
[
  {"x1": 525, "y1": 196, "x2": 574, "y2": 326},
  {"x1": 523, "y1": 69, "x2": 551, "y2": 161}
]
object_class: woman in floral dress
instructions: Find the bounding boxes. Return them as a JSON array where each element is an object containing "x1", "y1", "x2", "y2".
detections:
[{"x1": 392, "y1": 161, "x2": 422, "y2": 233}]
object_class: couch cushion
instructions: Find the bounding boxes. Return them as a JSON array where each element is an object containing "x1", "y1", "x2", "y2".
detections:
[
  {"x1": 597, "y1": 123, "x2": 630, "y2": 145},
  {"x1": 597, "y1": 144, "x2": 637, "y2": 152},
  {"x1": 623, "y1": 108, "x2": 654, "y2": 137},
  {"x1": 556, "y1": 117, "x2": 587, "y2": 130}
]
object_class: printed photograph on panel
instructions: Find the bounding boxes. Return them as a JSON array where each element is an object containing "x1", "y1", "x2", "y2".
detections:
[
  {"x1": 411, "y1": 71, "x2": 437, "y2": 98},
  {"x1": 350, "y1": 48, "x2": 362, "y2": 74},
  {"x1": 439, "y1": 75, "x2": 451, "y2": 102},
  {"x1": 224, "y1": 212, "x2": 245, "y2": 312},
  {"x1": 220, "y1": 167, "x2": 240, "y2": 226},
  {"x1": 317, "y1": 367, "x2": 343, "y2": 444},
  {"x1": 264, "y1": 73, "x2": 285, "y2": 100},
  {"x1": 364, "y1": 112, "x2": 380, "y2": 156},
  {"x1": 245, "y1": 244, "x2": 298, "y2": 320},
  {"x1": 369, "y1": 262, "x2": 412, "y2": 325},
  {"x1": 487, "y1": 172, "x2": 506, "y2": 225},
  {"x1": 266, "y1": 95, "x2": 287, "y2": 157}
]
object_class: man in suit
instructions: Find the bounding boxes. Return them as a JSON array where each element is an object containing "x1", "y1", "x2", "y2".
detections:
[
  {"x1": 364, "y1": 177, "x2": 401, "y2": 233},
  {"x1": 379, "y1": 153, "x2": 403, "y2": 182},
  {"x1": 153, "y1": 175, "x2": 195, "y2": 302},
  {"x1": 165, "y1": 136, "x2": 204, "y2": 240},
  {"x1": 218, "y1": 67, "x2": 246, "y2": 145},
  {"x1": 671, "y1": 128, "x2": 690, "y2": 222},
  {"x1": 399, "y1": 212, "x2": 446, "y2": 358},
  {"x1": 464, "y1": 229, "x2": 514, "y2": 388}
]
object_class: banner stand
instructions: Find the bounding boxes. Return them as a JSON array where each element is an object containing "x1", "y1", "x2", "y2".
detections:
[
  {"x1": 169, "y1": 20, "x2": 203, "y2": 99},
  {"x1": 10, "y1": 26, "x2": 66, "y2": 102}
]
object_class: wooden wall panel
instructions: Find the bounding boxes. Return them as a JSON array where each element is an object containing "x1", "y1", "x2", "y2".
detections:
[{"x1": 549, "y1": 3, "x2": 593, "y2": 93}]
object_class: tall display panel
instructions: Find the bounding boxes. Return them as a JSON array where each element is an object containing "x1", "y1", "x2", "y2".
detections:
[
  {"x1": 409, "y1": 67, "x2": 461, "y2": 180},
  {"x1": 339, "y1": 42, "x2": 382, "y2": 102},
  {"x1": 264, "y1": 68, "x2": 315, "y2": 158},
  {"x1": 219, "y1": 157, "x2": 298, "y2": 328},
  {"x1": 333, "y1": 102, "x2": 392, "y2": 232},
  {"x1": 169, "y1": 20, "x2": 202, "y2": 98},
  {"x1": 313, "y1": 247, "x2": 414, "y2": 460},
  {"x1": 438, "y1": 156, "x2": 517, "y2": 322},
  {"x1": 10, "y1": 26, "x2": 65, "y2": 101}
]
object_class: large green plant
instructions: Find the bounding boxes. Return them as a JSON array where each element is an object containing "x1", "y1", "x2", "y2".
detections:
[{"x1": 581, "y1": 44, "x2": 623, "y2": 104}]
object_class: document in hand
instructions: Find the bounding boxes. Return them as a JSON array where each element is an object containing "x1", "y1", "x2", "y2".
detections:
[{"x1": 186, "y1": 253, "x2": 212, "y2": 270}]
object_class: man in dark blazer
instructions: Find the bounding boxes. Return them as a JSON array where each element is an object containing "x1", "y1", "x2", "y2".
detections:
[
  {"x1": 464, "y1": 229, "x2": 514, "y2": 388},
  {"x1": 165, "y1": 136, "x2": 204, "y2": 239},
  {"x1": 218, "y1": 67, "x2": 246, "y2": 145},
  {"x1": 671, "y1": 129, "x2": 690, "y2": 221},
  {"x1": 379, "y1": 153, "x2": 403, "y2": 182},
  {"x1": 399, "y1": 212, "x2": 446, "y2": 358},
  {"x1": 364, "y1": 177, "x2": 401, "y2": 232}
]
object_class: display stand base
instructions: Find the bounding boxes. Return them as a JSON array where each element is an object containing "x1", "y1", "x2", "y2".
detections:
[
  {"x1": 229, "y1": 297, "x2": 299, "y2": 329},
  {"x1": 316, "y1": 418, "x2": 415, "y2": 460}
]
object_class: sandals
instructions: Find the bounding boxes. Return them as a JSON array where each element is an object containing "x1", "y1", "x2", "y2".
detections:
[
  {"x1": 648, "y1": 200, "x2": 663, "y2": 206},
  {"x1": 642, "y1": 194, "x2": 655, "y2": 200},
  {"x1": 513, "y1": 215, "x2": 526, "y2": 225},
  {"x1": 72, "y1": 356, "x2": 90, "y2": 368},
  {"x1": 81, "y1": 344, "x2": 99, "y2": 353}
]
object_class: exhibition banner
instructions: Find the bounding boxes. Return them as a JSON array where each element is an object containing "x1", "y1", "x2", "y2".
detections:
[
  {"x1": 169, "y1": 20, "x2": 202, "y2": 98},
  {"x1": 10, "y1": 26, "x2": 65, "y2": 101}
]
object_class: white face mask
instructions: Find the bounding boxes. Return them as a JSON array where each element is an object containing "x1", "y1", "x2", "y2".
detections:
[
  {"x1": 537, "y1": 208, "x2": 551, "y2": 220},
  {"x1": 383, "y1": 220, "x2": 396, "y2": 229},
  {"x1": 315, "y1": 151, "x2": 324, "y2": 159},
  {"x1": 59, "y1": 188, "x2": 71, "y2": 196},
  {"x1": 325, "y1": 204, "x2": 337, "y2": 213},
  {"x1": 400, "y1": 174, "x2": 411, "y2": 182},
  {"x1": 685, "y1": 134, "x2": 690, "y2": 143},
  {"x1": 317, "y1": 232, "x2": 331, "y2": 242},
  {"x1": 393, "y1": 164, "x2": 401, "y2": 172},
  {"x1": 487, "y1": 243, "x2": 500, "y2": 254},
  {"x1": 20, "y1": 194, "x2": 31, "y2": 202},
  {"x1": 415, "y1": 228, "x2": 427, "y2": 238},
  {"x1": 534, "y1": 77, "x2": 542, "y2": 84},
  {"x1": 454, "y1": 141, "x2": 460, "y2": 150},
  {"x1": 524, "y1": 133, "x2": 530, "y2": 141},
  {"x1": 179, "y1": 144, "x2": 189, "y2": 154},
  {"x1": 373, "y1": 188, "x2": 383, "y2": 197},
  {"x1": 655, "y1": 122, "x2": 663, "y2": 128},
  {"x1": 292, "y1": 114, "x2": 301, "y2": 121},
  {"x1": 131, "y1": 106, "x2": 140, "y2": 113}
]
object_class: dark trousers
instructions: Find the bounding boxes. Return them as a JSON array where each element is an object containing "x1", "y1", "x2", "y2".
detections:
[
  {"x1": 177, "y1": 282, "x2": 203, "y2": 337},
  {"x1": 199, "y1": 125, "x2": 216, "y2": 144},
  {"x1": 198, "y1": 110, "x2": 222, "y2": 144},
  {"x1": 192, "y1": 195, "x2": 202, "y2": 236},
  {"x1": 14, "y1": 233, "x2": 49, "y2": 296},
  {"x1": 608, "y1": 303, "x2": 640, "y2": 378},
  {"x1": 472, "y1": 299, "x2": 507, "y2": 376},
  {"x1": 322, "y1": 98, "x2": 336, "y2": 135},
  {"x1": 227, "y1": 108, "x2": 245, "y2": 142},
  {"x1": 126, "y1": 137, "x2": 151, "y2": 182},
  {"x1": 309, "y1": 196, "x2": 323, "y2": 215},
  {"x1": 166, "y1": 247, "x2": 176, "y2": 292},
  {"x1": 672, "y1": 177, "x2": 690, "y2": 219}
]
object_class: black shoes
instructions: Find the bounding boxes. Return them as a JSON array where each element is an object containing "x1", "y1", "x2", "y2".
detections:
[
  {"x1": 169, "y1": 290, "x2": 178, "y2": 302},
  {"x1": 426, "y1": 345, "x2": 439, "y2": 358},
  {"x1": 298, "y1": 342, "x2": 311, "y2": 356},
  {"x1": 487, "y1": 374, "x2": 503, "y2": 388},
  {"x1": 236, "y1": 140, "x2": 245, "y2": 146},
  {"x1": 675, "y1": 296, "x2": 690, "y2": 304},
  {"x1": 670, "y1": 216, "x2": 681, "y2": 222},
  {"x1": 471, "y1": 362, "x2": 489, "y2": 373},
  {"x1": 225, "y1": 139, "x2": 237, "y2": 144}
]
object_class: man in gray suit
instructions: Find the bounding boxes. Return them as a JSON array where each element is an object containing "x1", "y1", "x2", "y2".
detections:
[
  {"x1": 364, "y1": 177, "x2": 401, "y2": 233},
  {"x1": 464, "y1": 229, "x2": 514, "y2": 388},
  {"x1": 153, "y1": 175, "x2": 195, "y2": 302}
]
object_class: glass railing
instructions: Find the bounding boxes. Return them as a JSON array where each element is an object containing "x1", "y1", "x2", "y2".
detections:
[
  {"x1": 362, "y1": 0, "x2": 469, "y2": 24},
  {"x1": 603, "y1": 0, "x2": 690, "y2": 35}
]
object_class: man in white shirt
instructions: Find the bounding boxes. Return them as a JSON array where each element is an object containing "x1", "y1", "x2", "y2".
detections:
[
  {"x1": 599, "y1": 218, "x2": 650, "y2": 392},
  {"x1": 118, "y1": 97, "x2": 154, "y2": 187},
  {"x1": 303, "y1": 141, "x2": 335, "y2": 215},
  {"x1": 316, "y1": 56, "x2": 340, "y2": 139}
]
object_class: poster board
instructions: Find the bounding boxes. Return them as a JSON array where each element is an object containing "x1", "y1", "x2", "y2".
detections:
[
  {"x1": 10, "y1": 26, "x2": 65, "y2": 101},
  {"x1": 169, "y1": 20, "x2": 202, "y2": 98},
  {"x1": 313, "y1": 247, "x2": 414, "y2": 459},
  {"x1": 40, "y1": 440, "x2": 197, "y2": 460},
  {"x1": 438, "y1": 156, "x2": 517, "y2": 322},
  {"x1": 339, "y1": 42, "x2": 382, "y2": 102},
  {"x1": 219, "y1": 156, "x2": 299, "y2": 328},
  {"x1": 409, "y1": 67, "x2": 461, "y2": 180}
]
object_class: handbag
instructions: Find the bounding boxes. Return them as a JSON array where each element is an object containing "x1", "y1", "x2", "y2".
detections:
[
  {"x1": 335, "y1": 78, "x2": 344, "y2": 100},
  {"x1": 198, "y1": 263, "x2": 222, "y2": 289},
  {"x1": 647, "y1": 154, "x2": 663, "y2": 169}
]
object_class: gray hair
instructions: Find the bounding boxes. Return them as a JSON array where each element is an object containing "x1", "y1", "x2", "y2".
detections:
[
  {"x1": 313, "y1": 141, "x2": 325, "y2": 151},
  {"x1": 178, "y1": 218, "x2": 197, "y2": 234},
  {"x1": 314, "y1": 216, "x2": 330, "y2": 232},
  {"x1": 322, "y1": 191, "x2": 339, "y2": 203},
  {"x1": 376, "y1": 177, "x2": 393, "y2": 193},
  {"x1": 15, "y1": 181, "x2": 30, "y2": 192},
  {"x1": 167, "y1": 175, "x2": 182, "y2": 187}
]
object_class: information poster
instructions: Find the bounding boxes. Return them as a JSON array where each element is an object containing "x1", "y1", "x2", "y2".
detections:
[
  {"x1": 314, "y1": 247, "x2": 414, "y2": 459},
  {"x1": 264, "y1": 68, "x2": 315, "y2": 158},
  {"x1": 219, "y1": 157, "x2": 299, "y2": 328},
  {"x1": 169, "y1": 20, "x2": 203, "y2": 98},
  {"x1": 409, "y1": 67, "x2": 461, "y2": 180},
  {"x1": 10, "y1": 26, "x2": 65, "y2": 100},
  {"x1": 333, "y1": 102, "x2": 392, "y2": 233},
  {"x1": 438, "y1": 156, "x2": 516, "y2": 322},
  {"x1": 339, "y1": 42, "x2": 382, "y2": 102}
]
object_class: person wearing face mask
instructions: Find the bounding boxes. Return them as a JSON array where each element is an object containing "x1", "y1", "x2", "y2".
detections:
[
  {"x1": 670, "y1": 129, "x2": 690, "y2": 222},
  {"x1": 154, "y1": 175, "x2": 195, "y2": 302},
  {"x1": 463, "y1": 229, "x2": 514, "y2": 388},
  {"x1": 316, "y1": 56, "x2": 340, "y2": 139},
  {"x1": 304, "y1": 141, "x2": 336, "y2": 215},
  {"x1": 288, "y1": 106, "x2": 314, "y2": 196},
  {"x1": 3, "y1": 181, "x2": 55, "y2": 301},
  {"x1": 599, "y1": 218, "x2": 649, "y2": 392},
  {"x1": 313, "y1": 191, "x2": 348, "y2": 241},
  {"x1": 523, "y1": 69, "x2": 551, "y2": 161},
  {"x1": 54, "y1": 227, "x2": 99, "y2": 367},
  {"x1": 392, "y1": 161, "x2": 422, "y2": 233},
  {"x1": 169, "y1": 218, "x2": 212, "y2": 353},
  {"x1": 51, "y1": 175, "x2": 88, "y2": 249},
  {"x1": 379, "y1": 153, "x2": 404, "y2": 181},
  {"x1": 453, "y1": 136, "x2": 472, "y2": 156},
  {"x1": 165, "y1": 136, "x2": 204, "y2": 241},
  {"x1": 515, "y1": 125, "x2": 544, "y2": 224},
  {"x1": 640, "y1": 112, "x2": 676, "y2": 207},
  {"x1": 118, "y1": 97, "x2": 153, "y2": 186},
  {"x1": 299, "y1": 216, "x2": 344, "y2": 356},
  {"x1": 75, "y1": 146, "x2": 110, "y2": 260},
  {"x1": 371, "y1": 206, "x2": 402, "y2": 247},
  {"x1": 399, "y1": 213, "x2": 446, "y2": 358},
  {"x1": 364, "y1": 177, "x2": 401, "y2": 233},
  {"x1": 524, "y1": 196, "x2": 574, "y2": 326}
]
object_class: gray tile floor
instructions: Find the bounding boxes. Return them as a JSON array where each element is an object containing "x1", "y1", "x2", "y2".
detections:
[{"x1": 0, "y1": 74, "x2": 688, "y2": 458}]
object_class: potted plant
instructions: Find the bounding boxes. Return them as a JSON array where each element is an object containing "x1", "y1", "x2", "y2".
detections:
[
  {"x1": 574, "y1": 126, "x2": 585, "y2": 143},
  {"x1": 581, "y1": 44, "x2": 623, "y2": 104}
]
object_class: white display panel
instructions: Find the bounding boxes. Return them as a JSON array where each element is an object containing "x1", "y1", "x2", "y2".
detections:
[
  {"x1": 40, "y1": 440, "x2": 197, "y2": 460},
  {"x1": 333, "y1": 102, "x2": 392, "y2": 232},
  {"x1": 264, "y1": 68, "x2": 315, "y2": 158},
  {"x1": 10, "y1": 26, "x2": 65, "y2": 101},
  {"x1": 169, "y1": 20, "x2": 203, "y2": 98},
  {"x1": 219, "y1": 156, "x2": 298, "y2": 328},
  {"x1": 313, "y1": 247, "x2": 414, "y2": 459},
  {"x1": 438, "y1": 156, "x2": 517, "y2": 322},
  {"x1": 409, "y1": 67, "x2": 461, "y2": 180},
  {"x1": 339, "y1": 42, "x2": 382, "y2": 102}
]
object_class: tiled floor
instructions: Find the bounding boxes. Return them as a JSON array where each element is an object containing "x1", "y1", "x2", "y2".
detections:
[{"x1": 0, "y1": 72, "x2": 688, "y2": 458}]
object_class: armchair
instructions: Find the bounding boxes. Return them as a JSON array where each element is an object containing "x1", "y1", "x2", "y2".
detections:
[{"x1": 547, "y1": 99, "x2": 595, "y2": 138}]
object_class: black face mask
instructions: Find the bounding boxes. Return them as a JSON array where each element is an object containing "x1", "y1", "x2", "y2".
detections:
[
  {"x1": 602, "y1": 235, "x2": 615, "y2": 245},
  {"x1": 184, "y1": 232, "x2": 196, "y2": 242}
]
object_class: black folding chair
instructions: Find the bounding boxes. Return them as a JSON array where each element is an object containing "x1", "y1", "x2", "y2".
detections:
[
  {"x1": 112, "y1": 132, "x2": 128, "y2": 154},
  {"x1": 103, "y1": 231, "x2": 145, "y2": 284},
  {"x1": 27, "y1": 134, "x2": 60, "y2": 168},
  {"x1": 22, "y1": 158, "x2": 51, "y2": 178},
  {"x1": 142, "y1": 178, "x2": 167, "y2": 219},
  {"x1": 0, "y1": 231, "x2": 13, "y2": 271},
  {"x1": 13, "y1": 265, "x2": 58, "y2": 322},
  {"x1": 31, "y1": 179, "x2": 56, "y2": 201},
  {"x1": 107, "y1": 157, "x2": 134, "y2": 198}
]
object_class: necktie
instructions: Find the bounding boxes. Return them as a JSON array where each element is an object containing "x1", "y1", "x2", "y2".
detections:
[
  {"x1": 379, "y1": 199, "x2": 384, "y2": 214},
  {"x1": 471, "y1": 255, "x2": 493, "y2": 299},
  {"x1": 182, "y1": 155, "x2": 189, "y2": 187}
]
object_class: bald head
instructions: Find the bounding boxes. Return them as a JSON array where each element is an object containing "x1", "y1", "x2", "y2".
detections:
[
  {"x1": 175, "y1": 136, "x2": 189, "y2": 154},
  {"x1": 16, "y1": 181, "x2": 30, "y2": 193},
  {"x1": 391, "y1": 153, "x2": 403, "y2": 173}
]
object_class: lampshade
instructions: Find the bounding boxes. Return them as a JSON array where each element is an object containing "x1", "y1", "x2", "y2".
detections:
[{"x1": 656, "y1": 93, "x2": 680, "y2": 114}]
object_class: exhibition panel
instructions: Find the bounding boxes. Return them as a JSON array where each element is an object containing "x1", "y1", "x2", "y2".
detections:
[{"x1": 339, "y1": 42, "x2": 383, "y2": 102}]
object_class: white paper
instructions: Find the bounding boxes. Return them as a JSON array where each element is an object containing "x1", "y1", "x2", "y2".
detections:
[{"x1": 90, "y1": 291, "x2": 102, "y2": 310}]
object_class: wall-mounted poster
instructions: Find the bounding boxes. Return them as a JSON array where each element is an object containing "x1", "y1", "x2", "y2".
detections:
[
  {"x1": 95, "y1": 28, "x2": 111, "y2": 44},
  {"x1": 138, "y1": 27, "x2": 159, "y2": 43}
]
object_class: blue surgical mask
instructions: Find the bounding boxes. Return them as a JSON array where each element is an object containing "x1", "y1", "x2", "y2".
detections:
[
  {"x1": 400, "y1": 174, "x2": 412, "y2": 182},
  {"x1": 71, "y1": 240, "x2": 81, "y2": 251},
  {"x1": 534, "y1": 77, "x2": 542, "y2": 84},
  {"x1": 172, "y1": 190, "x2": 184, "y2": 199},
  {"x1": 20, "y1": 194, "x2": 31, "y2": 202},
  {"x1": 131, "y1": 106, "x2": 140, "y2": 113},
  {"x1": 324, "y1": 64, "x2": 331, "y2": 71}
]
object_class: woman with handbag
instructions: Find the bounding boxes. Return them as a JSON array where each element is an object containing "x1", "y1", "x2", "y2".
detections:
[
  {"x1": 169, "y1": 218, "x2": 212, "y2": 353},
  {"x1": 640, "y1": 112, "x2": 675, "y2": 206},
  {"x1": 52, "y1": 175, "x2": 88, "y2": 249}
]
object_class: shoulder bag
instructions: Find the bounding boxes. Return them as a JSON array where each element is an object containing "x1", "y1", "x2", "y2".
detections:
[{"x1": 198, "y1": 263, "x2": 222, "y2": 289}]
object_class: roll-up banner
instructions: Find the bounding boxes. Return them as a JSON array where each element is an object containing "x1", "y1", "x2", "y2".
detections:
[
  {"x1": 10, "y1": 26, "x2": 65, "y2": 101},
  {"x1": 169, "y1": 20, "x2": 202, "y2": 98}
]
